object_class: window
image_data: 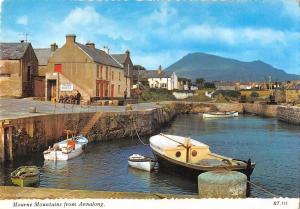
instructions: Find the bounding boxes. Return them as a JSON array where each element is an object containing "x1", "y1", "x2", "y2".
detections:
[
  {"x1": 54, "y1": 64, "x2": 62, "y2": 73},
  {"x1": 27, "y1": 66, "x2": 31, "y2": 81},
  {"x1": 118, "y1": 85, "x2": 120, "y2": 94},
  {"x1": 97, "y1": 65, "x2": 99, "y2": 78},
  {"x1": 105, "y1": 66, "x2": 109, "y2": 80},
  {"x1": 119, "y1": 72, "x2": 121, "y2": 81},
  {"x1": 100, "y1": 65, "x2": 103, "y2": 79},
  {"x1": 112, "y1": 71, "x2": 114, "y2": 81}
]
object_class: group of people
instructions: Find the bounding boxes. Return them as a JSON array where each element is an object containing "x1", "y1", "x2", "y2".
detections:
[{"x1": 58, "y1": 90, "x2": 81, "y2": 105}]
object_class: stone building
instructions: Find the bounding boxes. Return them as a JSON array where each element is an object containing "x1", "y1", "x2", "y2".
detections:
[
  {"x1": 34, "y1": 43, "x2": 58, "y2": 76},
  {"x1": 45, "y1": 35, "x2": 130, "y2": 102},
  {"x1": 0, "y1": 42, "x2": 38, "y2": 97},
  {"x1": 111, "y1": 50, "x2": 134, "y2": 88},
  {"x1": 33, "y1": 43, "x2": 58, "y2": 97}
]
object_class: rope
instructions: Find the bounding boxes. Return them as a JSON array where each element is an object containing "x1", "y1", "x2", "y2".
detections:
[
  {"x1": 134, "y1": 127, "x2": 149, "y2": 145},
  {"x1": 247, "y1": 180, "x2": 278, "y2": 197},
  {"x1": 130, "y1": 110, "x2": 149, "y2": 145}
]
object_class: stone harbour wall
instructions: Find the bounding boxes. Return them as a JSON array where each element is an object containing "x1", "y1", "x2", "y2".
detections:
[
  {"x1": 0, "y1": 103, "x2": 177, "y2": 161},
  {"x1": 1, "y1": 101, "x2": 299, "y2": 162},
  {"x1": 243, "y1": 103, "x2": 278, "y2": 117},
  {"x1": 277, "y1": 106, "x2": 300, "y2": 125},
  {"x1": 173, "y1": 102, "x2": 244, "y2": 114}
]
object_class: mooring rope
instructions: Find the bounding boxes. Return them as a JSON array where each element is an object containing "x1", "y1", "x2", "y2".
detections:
[
  {"x1": 130, "y1": 110, "x2": 149, "y2": 145},
  {"x1": 247, "y1": 180, "x2": 278, "y2": 197}
]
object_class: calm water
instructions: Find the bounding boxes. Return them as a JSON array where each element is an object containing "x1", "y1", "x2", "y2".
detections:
[{"x1": 1, "y1": 114, "x2": 299, "y2": 197}]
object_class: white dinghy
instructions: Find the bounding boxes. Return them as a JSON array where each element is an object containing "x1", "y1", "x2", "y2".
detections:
[
  {"x1": 128, "y1": 154, "x2": 156, "y2": 172},
  {"x1": 203, "y1": 111, "x2": 238, "y2": 118},
  {"x1": 43, "y1": 131, "x2": 88, "y2": 161}
]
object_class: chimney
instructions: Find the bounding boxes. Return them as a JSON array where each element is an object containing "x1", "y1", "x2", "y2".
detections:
[
  {"x1": 158, "y1": 65, "x2": 162, "y2": 74},
  {"x1": 125, "y1": 50, "x2": 130, "y2": 56},
  {"x1": 86, "y1": 42, "x2": 95, "y2": 49},
  {"x1": 66, "y1": 34, "x2": 76, "y2": 44},
  {"x1": 50, "y1": 43, "x2": 58, "y2": 52},
  {"x1": 103, "y1": 46, "x2": 110, "y2": 54}
]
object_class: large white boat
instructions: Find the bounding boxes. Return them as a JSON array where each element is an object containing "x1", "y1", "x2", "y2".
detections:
[
  {"x1": 150, "y1": 133, "x2": 255, "y2": 180},
  {"x1": 43, "y1": 135, "x2": 88, "y2": 161},
  {"x1": 203, "y1": 111, "x2": 239, "y2": 118},
  {"x1": 128, "y1": 154, "x2": 156, "y2": 172}
]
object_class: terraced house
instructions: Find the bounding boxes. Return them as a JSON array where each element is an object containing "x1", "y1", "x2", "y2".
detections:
[
  {"x1": 45, "y1": 34, "x2": 131, "y2": 102},
  {"x1": 0, "y1": 42, "x2": 38, "y2": 97}
]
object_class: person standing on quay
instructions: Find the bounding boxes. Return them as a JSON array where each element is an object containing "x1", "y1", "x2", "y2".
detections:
[
  {"x1": 76, "y1": 90, "x2": 81, "y2": 105},
  {"x1": 124, "y1": 89, "x2": 127, "y2": 100}
]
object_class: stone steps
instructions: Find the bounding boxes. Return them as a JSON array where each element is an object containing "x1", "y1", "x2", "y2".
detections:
[{"x1": 80, "y1": 112, "x2": 102, "y2": 136}]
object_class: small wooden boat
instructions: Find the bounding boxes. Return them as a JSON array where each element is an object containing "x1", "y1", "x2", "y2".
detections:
[
  {"x1": 11, "y1": 166, "x2": 40, "y2": 187},
  {"x1": 43, "y1": 134, "x2": 88, "y2": 161},
  {"x1": 203, "y1": 111, "x2": 238, "y2": 118},
  {"x1": 150, "y1": 133, "x2": 255, "y2": 180},
  {"x1": 128, "y1": 154, "x2": 156, "y2": 172}
]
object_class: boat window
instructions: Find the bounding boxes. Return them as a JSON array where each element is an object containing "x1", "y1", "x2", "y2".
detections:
[
  {"x1": 192, "y1": 150, "x2": 197, "y2": 157},
  {"x1": 175, "y1": 151, "x2": 181, "y2": 158}
]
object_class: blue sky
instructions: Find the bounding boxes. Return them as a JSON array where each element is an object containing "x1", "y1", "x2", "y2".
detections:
[{"x1": 0, "y1": 0, "x2": 299, "y2": 74}]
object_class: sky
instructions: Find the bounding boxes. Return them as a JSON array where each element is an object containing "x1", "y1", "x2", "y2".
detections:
[{"x1": 0, "y1": 0, "x2": 299, "y2": 74}]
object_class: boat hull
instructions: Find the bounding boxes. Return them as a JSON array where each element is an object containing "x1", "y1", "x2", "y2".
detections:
[
  {"x1": 11, "y1": 175, "x2": 40, "y2": 187},
  {"x1": 44, "y1": 148, "x2": 83, "y2": 161},
  {"x1": 128, "y1": 160, "x2": 156, "y2": 172},
  {"x1": 203, "y1": 112, "x2": 238, "y2": 118},
  {"x1": 152, "y1": 149, "x2": 254, "y2": 180}
]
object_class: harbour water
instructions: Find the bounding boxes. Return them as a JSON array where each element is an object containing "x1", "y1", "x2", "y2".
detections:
[{"x1": 0, "y1": 114, "x2": 299, "y2": 197}]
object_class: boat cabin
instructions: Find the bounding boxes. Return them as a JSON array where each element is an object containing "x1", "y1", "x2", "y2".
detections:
[{"x1": 152, "y1": 134, "x2": 211, "y2": 164}]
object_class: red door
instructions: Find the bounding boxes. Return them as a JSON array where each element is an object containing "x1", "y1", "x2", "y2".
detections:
[
  {"x1": 100, "y1": 83, "x2": 104, "y2": 99},
  {"x1": 111, "y1": 84, "x2": 114, "y2": 98}
]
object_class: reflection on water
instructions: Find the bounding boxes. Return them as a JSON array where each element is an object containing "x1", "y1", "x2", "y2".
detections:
[{"x1": 0, "y1": 114, "x2": 299, "y2": 197}]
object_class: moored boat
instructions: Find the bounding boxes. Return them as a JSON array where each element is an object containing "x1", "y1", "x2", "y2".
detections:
[
  {"x1": 128, "y1": 154, "x2": 156, "y2": 172},
  {"x1": 203, "y1": 111, "x2": 238, "y2": 118},
  {"x1": 11, "y1": 166, "x2": 40, "y2": 187},
  {"x1": 43, "y1": 133, "x2": 88, "y2": 161},
  {"x1": 150, "y1": 133, "x2": 255, "y2": 180}
]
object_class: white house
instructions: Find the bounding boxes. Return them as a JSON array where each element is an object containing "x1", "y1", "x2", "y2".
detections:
[{"x1": 142, "y1": 66, "x2": 178, "y2": 90}]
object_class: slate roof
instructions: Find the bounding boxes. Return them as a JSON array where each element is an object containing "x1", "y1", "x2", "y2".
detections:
[
  {"x1": 34, "y1": 48, "x2": 54, "y2": 66},
  {"x1": 111, "y1": 54, "x2": 127, "y2": 64},
  {"x1": 0, "y1": 43, "x2": 30, "y2": 60},
  {"x1": 141, "y1": 70, "x2": 173, "y2": 78},
  {"x1": 76, "y1": 43, "x2": 123, "y2": 68}
]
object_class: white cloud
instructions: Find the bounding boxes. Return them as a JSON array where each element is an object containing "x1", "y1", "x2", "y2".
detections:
[
  {"x1": 16, "y1": 15, "x2": 28, "y2": 25},
  {"x1": 182, "y1": 24, "x2": 236, "y2": 44},
  {"x1": 182, "y1": 24, "x2": 297, "y2": 46},
  {"x1": 140, "y1": 3, "x2": 177, "y2": 26},
  {"x1": 132, "y1": 50, "x2": 188, "y2": 70},
  {"x1": 281, "y1": 0, "x2": 300, "y2": 20},
  {"x1": 53, "y1": 6, "x2": 133, "y2": 42}
]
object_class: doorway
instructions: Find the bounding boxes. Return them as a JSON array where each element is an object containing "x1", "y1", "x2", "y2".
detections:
[
  {"x1": 111, "y1": 84, "x2": 114, "y2": 98},
  {"x1": 47, "y1": 79, "x2": 57, "y2": 101}
]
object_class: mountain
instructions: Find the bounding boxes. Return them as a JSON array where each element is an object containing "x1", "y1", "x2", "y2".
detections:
[{"x1": 165, "y1": 52, "x2": 300, "y2": 81}]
